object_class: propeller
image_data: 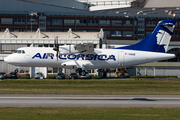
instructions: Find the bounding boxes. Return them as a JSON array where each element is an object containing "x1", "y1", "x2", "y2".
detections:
[{"x1": 53, "y1": 36, "x2": 59, "y2": 64}]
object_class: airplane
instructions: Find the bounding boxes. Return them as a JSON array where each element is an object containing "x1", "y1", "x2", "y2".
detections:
[{"x1": 4, "y1": 20, "x2": 176, "y2": 76}]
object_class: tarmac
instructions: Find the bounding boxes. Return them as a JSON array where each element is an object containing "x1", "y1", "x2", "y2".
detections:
[{"x1": 0, "y1": 94, "x2": 180, "y2": 108}]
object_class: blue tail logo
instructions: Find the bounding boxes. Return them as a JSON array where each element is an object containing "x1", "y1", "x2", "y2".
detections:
[{"x1": 114, "y1": 20, "x2": 176, "y2": 53}]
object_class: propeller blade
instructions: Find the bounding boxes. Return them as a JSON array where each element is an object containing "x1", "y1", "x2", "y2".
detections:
[
  {"x1": 54, "y1": 39, "x2": 56, "y2": 47},
  {"x1": 53, "y1": 36, "x2": 60, "y2": 68},
  {"x1": 56, "y1": 36, "x2": 59, "y2": 64},
  {"x1": 56, "y1": 52, "x2": 58, "y2": 63},
  {"x1": 53, "y1": 39, "x2": 57, "y2": 51}
]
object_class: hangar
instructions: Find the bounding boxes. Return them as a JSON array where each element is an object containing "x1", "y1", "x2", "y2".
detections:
[{"x1": 1, "y1": 0, "x2": 180, "y2": 77}]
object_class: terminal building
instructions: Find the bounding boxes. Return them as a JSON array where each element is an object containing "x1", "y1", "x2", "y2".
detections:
[{"x1": 1, "y1": 0, "x2": 180, "y2": 77}]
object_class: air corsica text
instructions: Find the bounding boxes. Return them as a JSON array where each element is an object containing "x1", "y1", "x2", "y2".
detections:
[{"x1": 32, "y1": 53, "x2": 116, "y2": 61}]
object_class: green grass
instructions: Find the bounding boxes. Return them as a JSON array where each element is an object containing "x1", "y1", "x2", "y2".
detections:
[
  {"x1": 0, "y1": 79, "x2": 180, "y2": 94},
  {"x1": 0, "y1": 80, "x2": 180, "y2": 120},
  {"x1": 0, "y1": 108, "x2": 180, "y2": 120}
]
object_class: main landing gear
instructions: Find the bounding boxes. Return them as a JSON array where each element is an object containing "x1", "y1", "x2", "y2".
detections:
[{"x1": 78, "y1": 68, "x2": 86, "y2": 76}]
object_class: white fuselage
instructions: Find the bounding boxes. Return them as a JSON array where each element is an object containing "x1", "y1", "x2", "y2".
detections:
[{"x1": 4, "y1": 46, "x2": 175, "y2": 70}]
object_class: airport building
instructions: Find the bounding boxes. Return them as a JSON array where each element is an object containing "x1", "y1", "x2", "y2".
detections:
[{"x1": 1, "y1": 0, "x2": 180, "y2": 77}]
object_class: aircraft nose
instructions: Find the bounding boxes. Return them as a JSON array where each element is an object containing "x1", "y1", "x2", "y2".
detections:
[
  {"x1": 4, "y1": 54, "x2": 24, "y2": 65},
  {"x1": 4, "y1": 56, "x2": 10, "y2": 63}
]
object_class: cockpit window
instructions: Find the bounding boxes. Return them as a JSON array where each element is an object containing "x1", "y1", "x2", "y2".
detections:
[
  {"x1": 18, "y1": 50, "x2": 21, "y2": 54},
  {"x1": 14, "y1": 50, "x2": 18, "y2": 53},
  {"x1": 14, "y1": 50, "x2": 25, "y2": 54}
]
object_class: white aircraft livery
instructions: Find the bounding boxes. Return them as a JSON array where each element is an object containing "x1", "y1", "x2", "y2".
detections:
[{"x1": 4, "y1": 20, "x2": 176, "y2": 76}]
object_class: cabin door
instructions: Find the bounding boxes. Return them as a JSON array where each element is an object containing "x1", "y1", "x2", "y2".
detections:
[{"x1": 118, "y1": 51, "x2": 124, "y2": 66}]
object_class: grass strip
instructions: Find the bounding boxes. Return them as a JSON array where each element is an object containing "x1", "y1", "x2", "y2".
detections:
[
  {"x1": 0, "y1": 108, "x2": 180, "y2": 120},
  {"x1": 0, "y1": 79, "x2": 180, "y2": 95}
]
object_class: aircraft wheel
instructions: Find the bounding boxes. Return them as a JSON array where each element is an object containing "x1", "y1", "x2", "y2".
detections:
[{"x1": 81, "y1": 70, "x2": 86, "y2": 76}]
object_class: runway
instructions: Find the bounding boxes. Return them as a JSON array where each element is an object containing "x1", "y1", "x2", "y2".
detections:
[{"x1": 0, "y1": 94, "x2": 180, "y2": 108}]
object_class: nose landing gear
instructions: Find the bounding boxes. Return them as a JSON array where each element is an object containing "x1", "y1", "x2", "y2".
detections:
[{"x1": 15, "y1": 68, "x2": 18, "y2": 74}]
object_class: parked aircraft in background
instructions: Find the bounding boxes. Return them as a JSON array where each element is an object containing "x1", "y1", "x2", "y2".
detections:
[{"x1": 4, "y1": 20, "x2": 176, "y2": 76}]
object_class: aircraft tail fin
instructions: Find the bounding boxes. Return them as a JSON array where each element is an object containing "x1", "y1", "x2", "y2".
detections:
[{"x1": 114, "y1": 20, "x2": 176, "y2": 53}]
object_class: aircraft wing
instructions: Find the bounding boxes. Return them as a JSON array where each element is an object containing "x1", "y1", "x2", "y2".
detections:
[{"x1": 74, "y1": 43, "x2": 94, "y2": 53}]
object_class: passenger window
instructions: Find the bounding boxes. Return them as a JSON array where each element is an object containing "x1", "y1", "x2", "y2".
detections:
[{"x1": 18, "y1": 50, "x2": 21, "y2": 54}]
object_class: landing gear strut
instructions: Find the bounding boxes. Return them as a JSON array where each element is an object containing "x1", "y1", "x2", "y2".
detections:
[{"x1": 15, "y1": 68, "x2": 18, "y2": 74}]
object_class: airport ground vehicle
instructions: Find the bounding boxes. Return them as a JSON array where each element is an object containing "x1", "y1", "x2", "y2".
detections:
[
  {"x1": 8, "y1": 72, "x2": 18, "y2": 79},
  {"x1": 35, "y1": 72, "x2": 44, "y2": 79},
  {"x1": 56, "y1": 72, "x2": 65, "y2": 79},
  {"x1": 0, "y1": 72, "x2": 7, "y2": 79},
  {"x1": 80, "y1": 72, "x2": 90, "y2": 79},
  {"x1": 69, "y1": 73, "x2": 78, "y2": 79}
]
